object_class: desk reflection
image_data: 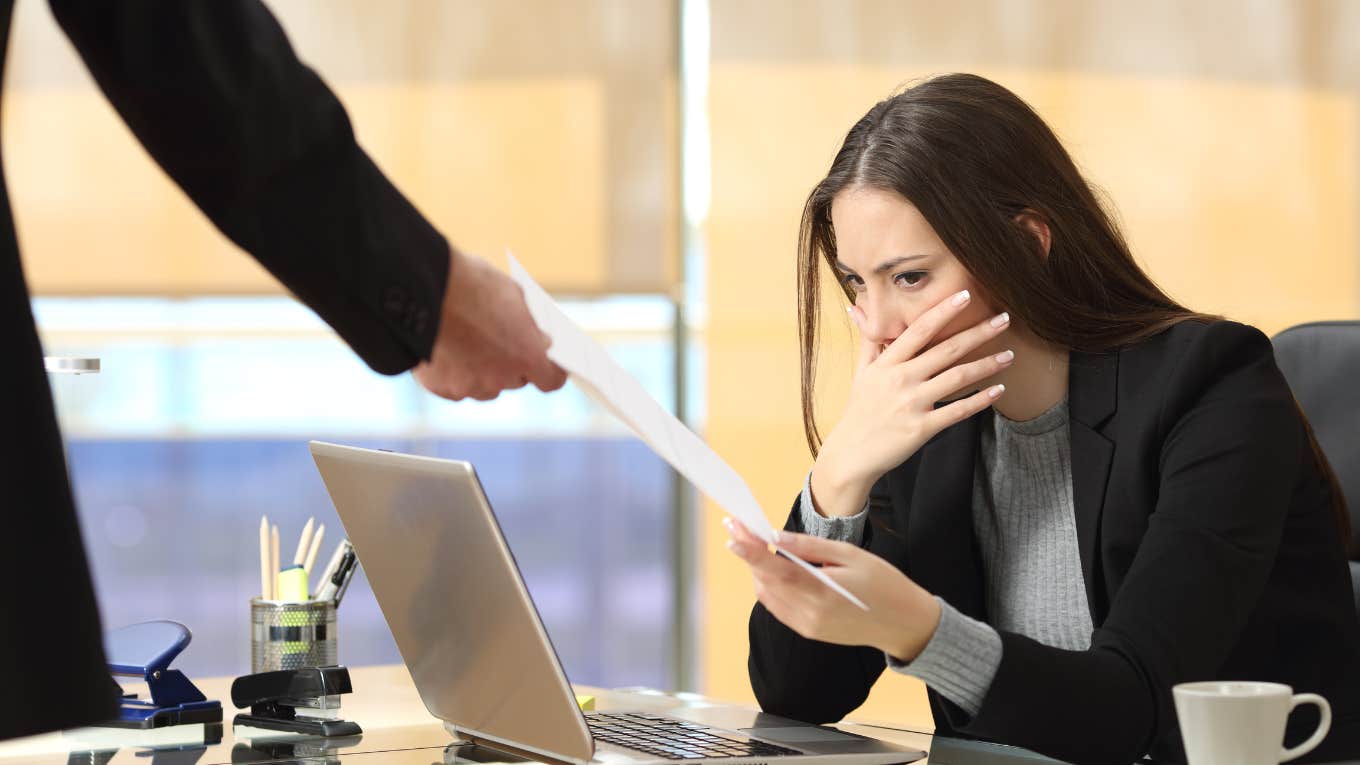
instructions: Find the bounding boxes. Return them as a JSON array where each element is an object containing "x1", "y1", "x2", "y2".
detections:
[{"x1": 230, "y1": 732, "x2": 363, "y2": 765}]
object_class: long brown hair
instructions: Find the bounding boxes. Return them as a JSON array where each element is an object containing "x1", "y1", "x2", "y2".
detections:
[{"x1": 796, "y1": 73, "x2": 1351, "y2": 546}]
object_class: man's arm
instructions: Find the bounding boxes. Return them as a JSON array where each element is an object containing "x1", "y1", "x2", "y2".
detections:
[{"x1": 48, "y1": 1, "x2": 447, "y2": 374}]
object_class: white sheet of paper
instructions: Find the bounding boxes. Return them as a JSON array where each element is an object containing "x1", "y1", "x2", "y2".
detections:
[{"x1": 509, "y1": 254, "x2": 868, "y2": 611}]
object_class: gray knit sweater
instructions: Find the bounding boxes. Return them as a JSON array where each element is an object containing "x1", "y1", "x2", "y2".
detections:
[{"x1": 798, "y1": 398, "x2": 1090, "y2": 716}]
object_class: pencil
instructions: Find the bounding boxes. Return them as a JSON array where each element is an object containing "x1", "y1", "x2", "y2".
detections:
[
  {"x1": 270, "y1": 524, "x2": 280, "y2": 600},
  {"x1": 293, "y1": 517, "x2": 315, "y2": 567},
  {"x1": 313, "y1": 539, "x2": 347, "y2": 599},
  {"x1": 259, "y1": 515, "x2": 270, "y2": 600},
  {"x1": 303, "y1": 524, "x2": 325, "y2": 578}
]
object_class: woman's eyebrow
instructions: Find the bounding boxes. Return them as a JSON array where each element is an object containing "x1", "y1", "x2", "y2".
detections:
[{"x1": 833, "y1": 254, "x2": 930, "y2": 275}]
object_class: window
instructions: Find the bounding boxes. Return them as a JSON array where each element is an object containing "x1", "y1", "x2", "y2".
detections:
[{"x1": 39, "y1": 295, "x2": 679, "y2": 689}]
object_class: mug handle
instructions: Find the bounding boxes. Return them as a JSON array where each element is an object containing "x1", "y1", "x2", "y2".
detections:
[{"x1": 1280, "y1": 693, "x2": 1331, "y2": 762}]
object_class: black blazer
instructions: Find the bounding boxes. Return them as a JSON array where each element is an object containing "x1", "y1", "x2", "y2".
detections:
[
  {"x1": 0, "y1": 2, "x2": 448, "y2": 739},
  {"x1": 749, "y1": 320, "x2": 1360, "y2": 764}
]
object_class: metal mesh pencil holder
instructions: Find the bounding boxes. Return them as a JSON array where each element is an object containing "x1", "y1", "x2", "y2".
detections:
[{"x1": 250, "y1": 598, "x2": 337, "y2": 673}]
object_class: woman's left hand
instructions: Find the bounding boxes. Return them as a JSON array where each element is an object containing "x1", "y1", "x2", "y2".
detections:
[{"x1": 725, "y1": 518, "x2": 942, "y2": 662}]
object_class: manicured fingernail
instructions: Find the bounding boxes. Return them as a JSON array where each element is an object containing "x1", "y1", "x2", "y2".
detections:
[
  {"x1": 995, "y1": 350, "x2": 1014, "y2": 364},
  {"x1": 722, "y1": 517, "x2": 734, "y2": 532},
  {"x1": 725, "y1": 539, "x2": 742, "y2": 557},
  {"x1": 775, "y1": 531, "x2": 791, "y2": 545},
  {"x1": 846, "y1": 306, "x2": 854, "y2": 313},
  {"x1": 951, "y1": 290, "x2": 971, "y2": 307},
  {"x1": 990, "y1": 312, "x2": 1010, "y2": 328},
  {"x1": 988, "y1": 384, "x2": 1006, "y2": 399}
]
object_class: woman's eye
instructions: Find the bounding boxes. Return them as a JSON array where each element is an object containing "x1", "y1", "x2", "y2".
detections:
[
  {"x1": 893, "y1": 271, "x2": 928, "y2": 289},
  {"x1": 839, "y1": 274, "x2": 866, "y2": 293}
]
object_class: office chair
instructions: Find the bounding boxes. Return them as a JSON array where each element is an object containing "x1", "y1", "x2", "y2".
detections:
[{"x1": 1272, "y1": 321, "x2": 1360, "y2": 615}]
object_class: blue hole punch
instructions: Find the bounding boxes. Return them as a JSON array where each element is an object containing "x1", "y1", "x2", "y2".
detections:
[{"x1": 102, "y1": 620, "x2": 223, "y2": 729}]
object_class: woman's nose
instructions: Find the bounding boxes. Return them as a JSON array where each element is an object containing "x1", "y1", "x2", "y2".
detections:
[{"x1": 863, "y1": 304, "x2": 907, "y2": 346}]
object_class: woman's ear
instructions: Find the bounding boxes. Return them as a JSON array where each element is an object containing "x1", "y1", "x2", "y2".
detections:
[{"x1": 1014, "y1": 210, "x2": 1052, "y2": 258}]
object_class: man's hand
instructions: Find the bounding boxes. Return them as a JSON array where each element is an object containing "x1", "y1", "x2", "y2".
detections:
[{"x1": 413, "y1": 249, "x2": 568, "y2": 401}]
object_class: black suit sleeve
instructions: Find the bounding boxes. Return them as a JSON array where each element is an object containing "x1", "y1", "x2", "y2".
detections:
[
  {"x1": 748, "y1": 479, "x2": 893, "y2": 723},
  {"x1": 48, "y1": 0, "x2": 448, "y2": 374},
  {"x1": 953, "y1": 323, "x2": 1309, "y2": 764}
]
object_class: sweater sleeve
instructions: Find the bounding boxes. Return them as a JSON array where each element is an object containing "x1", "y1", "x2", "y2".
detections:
[
  {"x1": 797, "y1": 471, "x2": 869, "y2": 544},
  {"x1": 886, "y1": 597, "x2": 1002, "y2": 716}
]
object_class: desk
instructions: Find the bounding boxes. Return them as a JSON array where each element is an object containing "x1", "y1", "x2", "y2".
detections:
[{"x1": 0, "y1": 664, "x2": 1042, "y2": 765}]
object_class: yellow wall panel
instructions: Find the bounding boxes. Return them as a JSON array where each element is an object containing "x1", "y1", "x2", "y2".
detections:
[
  {"x1": 1012, "y1": 72, "x2": 1359, "y2": 335},
  {"x1": 702, "y1": 64, "x2": 1357, "y2": 729},
  {"x1": 6, "y1": 80, "x2": 608, "y2": 296},
  {"x1": 346, "y1": 82, "x2": 608, "y2": 292}
]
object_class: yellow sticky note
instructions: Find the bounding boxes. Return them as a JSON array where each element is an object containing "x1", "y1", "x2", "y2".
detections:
[{"x1": 575, "y1": 695, "x2": 596, "y2": 711}]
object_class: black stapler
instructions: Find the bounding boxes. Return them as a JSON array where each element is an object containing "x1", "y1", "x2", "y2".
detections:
[{"x1": 230, "y1": 665, "x2": 362, "y2": 737}]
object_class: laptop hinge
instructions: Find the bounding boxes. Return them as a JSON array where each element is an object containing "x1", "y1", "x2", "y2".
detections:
[{"x1": 452, "y1": 730, "x2": 590, "y2": 765}]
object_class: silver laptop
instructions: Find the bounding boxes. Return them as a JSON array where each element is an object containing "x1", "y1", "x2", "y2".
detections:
[{"x1": 310, "y1": 441, "x2": 924, "y2": 765}]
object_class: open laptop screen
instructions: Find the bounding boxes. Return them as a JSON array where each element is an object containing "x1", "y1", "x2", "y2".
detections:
[{"x1": 310, "y1": 441, "x2": 595, "y2": 765}]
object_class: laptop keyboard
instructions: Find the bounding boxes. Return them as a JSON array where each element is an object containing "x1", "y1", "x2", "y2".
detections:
[{"x1": 586, "y1": 712, "x2": 804, "y2": 760}]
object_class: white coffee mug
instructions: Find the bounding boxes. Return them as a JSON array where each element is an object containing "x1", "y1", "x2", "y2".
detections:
[{"x1": 1174, "y1": 681, "x2": 1331, "y2": 765}]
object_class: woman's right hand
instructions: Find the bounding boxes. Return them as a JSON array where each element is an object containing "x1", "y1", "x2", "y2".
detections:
[{"x1": 810, "y1": 289, "x2": 1013, "y2": 517}]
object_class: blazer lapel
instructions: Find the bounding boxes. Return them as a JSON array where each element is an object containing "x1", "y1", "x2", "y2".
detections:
[
  {"x1": 906, "y1": 411, "x2": 988, "y2": 621},
  {"x1": 1067, "y1": 350, "x2": 1119, "y2": 624}
]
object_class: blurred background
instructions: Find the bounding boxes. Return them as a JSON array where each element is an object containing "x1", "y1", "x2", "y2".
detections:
[{"x1": 10, "y1": 0, "x2": 1359, "y2": 727}]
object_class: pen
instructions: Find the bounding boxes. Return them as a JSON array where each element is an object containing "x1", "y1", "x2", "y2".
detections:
[
  {"x1": 312, "y1": 539, "x2": 351, "y2": 600},
  {"x1": 316, "y1": 547, "x2": 355, "y2": 603},
  {"x1": 331, "y1": 551, "x2": 358, "y2": 607}
]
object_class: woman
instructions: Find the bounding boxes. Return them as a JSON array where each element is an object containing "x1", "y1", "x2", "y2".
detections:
[{"x1": 724, "y1": 73, "x2": 1360, "y2": 764}]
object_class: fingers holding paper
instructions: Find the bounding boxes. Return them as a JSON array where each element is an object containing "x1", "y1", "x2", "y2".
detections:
[
  {"x1": 413, "y1": 248, "x2": 568, "y2": 401},
  {"x1": 506, "y1": 257, "x2": 887, "y2": 613},
  {"x1": 724, "y1": 517, "x2": 943, "y2": 663}
]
